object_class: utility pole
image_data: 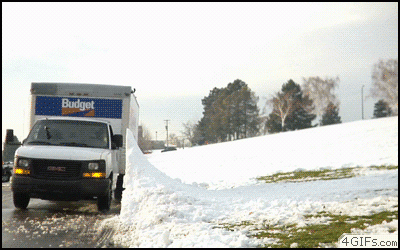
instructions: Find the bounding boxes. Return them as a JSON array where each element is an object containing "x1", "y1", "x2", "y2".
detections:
[
  {"x1": 164, "y1": 120, "x2": 170, "y2": 147},
  {"x1": 361, "y1": 85, "x2": 364, "y2": 120}
]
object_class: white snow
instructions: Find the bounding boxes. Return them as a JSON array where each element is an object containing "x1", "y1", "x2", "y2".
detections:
[{"x1": 102, "y1": 116, "x2": 398, "y2": 247}]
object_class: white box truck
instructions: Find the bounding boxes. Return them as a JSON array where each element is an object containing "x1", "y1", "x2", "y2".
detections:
[{"x1": 11, "y1": 82, "x2": 139, "y2": 212}]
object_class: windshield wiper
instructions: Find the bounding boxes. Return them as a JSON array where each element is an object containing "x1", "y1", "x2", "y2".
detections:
[
  {"x1": 58, "y1": 142, "x2": 90, "y2": 147},
  {"x1": 44, "y1": 126, "x2": 52, "y2": 139},
  {"x1": 26, "y1": 140, "x2": 53, "y2": 145}
]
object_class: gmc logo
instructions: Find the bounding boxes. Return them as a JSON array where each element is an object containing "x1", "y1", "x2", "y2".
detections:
[{"x1": 47, "y1": 166, "x2": 66, "y2": 172}]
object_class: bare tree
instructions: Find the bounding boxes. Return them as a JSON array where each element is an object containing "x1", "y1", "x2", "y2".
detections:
[
  {"x1": 302, "y1": 76, "x2": 340, "y2": 118},
  {"x1": 370, "y1": 58, "x2": 398, "y2": 115},
  {"x1": 266, "y1": 89, "x2": 297, "y2": 131},
  {"x1": 264, "y1": 79, "x2": 316, "y2": 133},
  {"x1": 168, "y1": 133, "x2": 178, "y2": 146},
  {"x1": 181, "y1": 121, "x2": 196, "y2": 145}
]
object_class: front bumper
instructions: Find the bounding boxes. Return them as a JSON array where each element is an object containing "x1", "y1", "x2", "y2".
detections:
[{"x1": 11, "y1": 176, "x2": 110, "y2": 201}]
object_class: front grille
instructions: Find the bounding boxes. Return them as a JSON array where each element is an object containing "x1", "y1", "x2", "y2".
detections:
[{"x1": 31, "y1": 159, "x2": 82, "y2": 180}]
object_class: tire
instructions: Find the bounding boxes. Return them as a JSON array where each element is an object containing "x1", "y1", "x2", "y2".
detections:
[
  {"x1": 2, "y1": 173, "x2": 10, "y2": 182},
  {"x1": 13, "y1": 192, "x2": 30, "y2": 209},
  {"x1": 97, "y1": 179, "x2": 112, "y2": 212},
  {"x1": 114, "y1": 174, "x2": 124, "y2": 201}
]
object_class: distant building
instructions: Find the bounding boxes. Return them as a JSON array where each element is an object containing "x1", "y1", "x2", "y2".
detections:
[{"x1": 2, "y1": 129, "x2": 21, "y2": 162}]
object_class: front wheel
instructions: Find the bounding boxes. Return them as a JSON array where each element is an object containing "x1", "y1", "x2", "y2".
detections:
[
  {"x1": 13, "y1": 192, "x2": 30, "y2": 209},
  {"x1": 97, "y1": 179, "x2": 112, "y2": 212},
  {"x1": 2, "y1": 173, "x2": 11, "y2": 182}
]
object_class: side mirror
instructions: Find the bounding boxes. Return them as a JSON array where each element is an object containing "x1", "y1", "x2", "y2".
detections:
[{"x1": 112, "y1": 134, "x2": 123, "y2": 149}]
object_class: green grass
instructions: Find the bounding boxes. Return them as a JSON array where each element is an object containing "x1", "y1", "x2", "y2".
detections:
[
  {"x1": 216, "y1": 210, "x2": 398, "y2": 248},
  {"x1": 369, "y1": 165, "x2": 398, "y2": 170},
  {"x1": 219, "y1": 165, "x2": 399, "y2": 247},
  {"x1": 256, "y1": 165, "x2": 398, "y2": 184},
  {"x1": 259, "y1": 210, "x2": 398, "y2": 248}
]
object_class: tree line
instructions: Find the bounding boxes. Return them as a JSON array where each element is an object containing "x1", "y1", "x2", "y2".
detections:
[
  {"x1": 180, "y1": 58, "x2": 397, "y2": 146},
  {"x1": 138, "y1": 58, "x2": 397, "y2": 152}
]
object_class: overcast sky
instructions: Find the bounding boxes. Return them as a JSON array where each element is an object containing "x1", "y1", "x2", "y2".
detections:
[{"x1": 2, "y1": 2, "x2": 398, "y2": 143}]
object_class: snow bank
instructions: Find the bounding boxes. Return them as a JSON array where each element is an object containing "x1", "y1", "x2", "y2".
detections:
[
  {"x1": 109, "y1": 129, "x2": 261, "y2": 247},
  {"x1": 101, "y1": 117, "x2": 397, "y2": 247}
]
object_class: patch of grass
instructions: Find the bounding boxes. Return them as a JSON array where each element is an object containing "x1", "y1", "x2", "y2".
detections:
[
  {"x1": 225, "y1": 210, "x2": 398, "y2": 248},
  {"x1": 256, "y1": 165, "x2": 398, "y2": 184},
  {"x1": 216, "y1": 220, "x2": 253, "y2": 231},
  {"x1": 218, "y1": 166, "x2": 398, "y2": 247},
  {"x1": 256, "y1": 168, "x2": 354, "y2": 183},
  {"x1": 369, "y1": 165, "x2": 398, "y2": 170}
]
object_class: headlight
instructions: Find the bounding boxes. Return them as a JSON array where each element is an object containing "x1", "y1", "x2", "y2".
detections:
[
  {"x1": 14, "y1": 158, "x2": 31, "y2": 175},
  {"x1": 88, "y1": 162, "x2": 99, "y2": 170},
  {"x1": 83, "y1": 161, "x2": 106, "y2": 178},
  {"x1": 18, "y1": 159, "x2": 30, "y2": 168}
]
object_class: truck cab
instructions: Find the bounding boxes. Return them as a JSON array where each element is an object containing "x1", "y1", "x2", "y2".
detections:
[{"x1": 12, "y1": 117, "x2": 122, "y2": 211}]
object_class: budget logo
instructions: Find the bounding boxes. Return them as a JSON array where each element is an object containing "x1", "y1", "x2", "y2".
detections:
[
  {"x1": 62, "y1": 98, "x2": 95, "y2": 116},
  {"x1": 35, "y1": 96, "x2": 122, "y2": 119}
]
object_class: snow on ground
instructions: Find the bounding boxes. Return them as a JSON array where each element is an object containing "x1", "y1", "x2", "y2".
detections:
[
  {"x1": 102, "y1": 117, "x2": 398, "y2": 247},
  {"x1": 148, "y1": 116, "x2": 398, "y2": 189}
]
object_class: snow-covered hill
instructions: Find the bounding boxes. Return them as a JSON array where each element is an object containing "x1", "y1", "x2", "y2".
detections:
[
  {"x1": 102, "y1": 117, "x2": 398, "y2": 247},
  {"x1": 148, "y1": 116, "x2": 398, "y2": 189}
]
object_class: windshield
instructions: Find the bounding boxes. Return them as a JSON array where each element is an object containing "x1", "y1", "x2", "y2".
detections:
[{"x1": 25, "y1": 120, "x2": 109, "y2": 149}]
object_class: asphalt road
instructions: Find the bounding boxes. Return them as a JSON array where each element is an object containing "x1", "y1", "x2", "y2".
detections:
[{"x1": 2, "y1": 180, "x2": 122, "y2": 248}]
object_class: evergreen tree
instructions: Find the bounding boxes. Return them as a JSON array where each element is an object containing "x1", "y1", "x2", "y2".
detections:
[
  {"x1": 373, "y1": 99, "x2": 392, "y2": 118},
  {"x1": 198, "y1": 87, "x2": 225, "y2": 143},
  {"x1": 265, "y1": 113, "x2": 283, "y2": 133},
  {"x1": 195, "y1": 118, "x2": 208, "y2": 145},
  {"x1": 284, "y1": 80, "x2": 316, "y2": 130},
  {"x1": 197, "y1": 79, "x2": 260, "y2": 143},
  {"x1": 266, "y1": 79, "x2": 316, "y2": 133},
  {"x1": 320, "y1": 102, "x2": 342, "y2": 126},
  {"x1": 223, "y1": 80, "x2": 260, "y2": 139}
]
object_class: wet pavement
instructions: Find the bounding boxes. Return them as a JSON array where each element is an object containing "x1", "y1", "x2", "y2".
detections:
[{"x1": 2, "y1": 181, "x2": 122, "y2": 248}]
